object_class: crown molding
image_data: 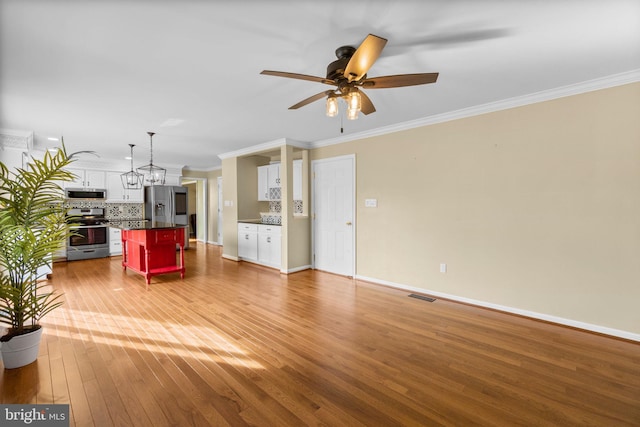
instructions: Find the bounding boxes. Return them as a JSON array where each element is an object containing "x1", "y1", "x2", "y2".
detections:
[
  {"x1": 183, "y1": 165, "x2": 222, "y2": 173},
  {"x1": 311, "y1": 69, "x2": 640, "y2": 149},
  {"x1": 217, "y1": 138, "x2": 312, "y2": 160}
]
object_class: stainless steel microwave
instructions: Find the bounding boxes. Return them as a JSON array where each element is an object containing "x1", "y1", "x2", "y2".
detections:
[{"x1": 65, "y1": 188, "x2": 107, "y2": 200}]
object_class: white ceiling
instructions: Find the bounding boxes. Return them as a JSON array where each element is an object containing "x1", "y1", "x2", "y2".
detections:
[{"x1": 2, "y1": 1, "x2": 639, "y2": 170}]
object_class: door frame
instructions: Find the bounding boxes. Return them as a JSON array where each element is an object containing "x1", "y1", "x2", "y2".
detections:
[
  {"x1": 311, "y1": 154, "x2": 356, "y2": 276},
  {"x1": 217, "y1": 176, "x2": 223, "y2": 246},
  {"x1": 180, "y1": 177, "x2": 208, "y2": 243}
]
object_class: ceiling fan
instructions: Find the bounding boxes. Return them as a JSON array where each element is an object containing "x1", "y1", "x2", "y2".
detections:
[{"x1": 260, "y1": 34, "x2": 439, "y2": 120}]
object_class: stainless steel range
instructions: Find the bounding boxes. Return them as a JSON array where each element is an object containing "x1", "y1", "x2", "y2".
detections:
[{"x1": 67, "y1": 208, "x2": 110, "y2": 261}]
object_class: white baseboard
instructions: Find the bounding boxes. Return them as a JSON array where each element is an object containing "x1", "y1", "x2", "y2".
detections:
[
  {"x1": 221, "y1": 254, "x2": 238, "y2": 262},
  {"x1": 283, "y1": 265, "x2": 312, "y2": 274},
  {"x1": 206, "y1": 240, "x2": 221, "y2": 246},
  {"x1": 355, "y1": 275, "x2": 640, "y2": 343}
]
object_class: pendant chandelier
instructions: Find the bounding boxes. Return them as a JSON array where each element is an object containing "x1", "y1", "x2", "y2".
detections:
[
  {"x1": 137, "y1": 131, "x2": 166, "y2": 186},
  {"x1": 120, "y1": 144, "x2": 144, "y2": 189}
]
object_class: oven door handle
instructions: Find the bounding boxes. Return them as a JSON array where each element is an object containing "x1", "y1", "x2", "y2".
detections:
[{"x1": 70, "y1": 225, "x2": 107, "y2": 229}]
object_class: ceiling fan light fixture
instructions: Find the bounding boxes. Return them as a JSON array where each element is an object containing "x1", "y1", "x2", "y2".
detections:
[
  {"x1": 261, "y1": 34, "x2": 438, "y2": 122},
  {"x1": 346, "y1": 106, "x2": 359, "y2": 121},
  {"x1": 137, "y1": 131, "x2": 166, "y2": 186},
  {"x1": 346, "y1": 90, "x2": 361, "y2": 120},
  {"x1": 326, "y1": 95, "x2": 339, "y2": 117},
  {"x1": 347, "y1": 90, "x2": 361, "y2": 111}
]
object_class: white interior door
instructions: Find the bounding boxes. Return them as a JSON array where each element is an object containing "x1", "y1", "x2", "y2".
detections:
[{"x1": 312, "y1": 155, "x2": 355, "y2": 277}]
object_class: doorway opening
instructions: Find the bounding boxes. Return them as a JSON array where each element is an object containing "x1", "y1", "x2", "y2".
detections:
[{"x1": 181, "y1": 177, "x2": 208, "y2": 244}]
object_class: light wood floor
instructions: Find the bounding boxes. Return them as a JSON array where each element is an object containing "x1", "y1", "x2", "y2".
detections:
[{"x1": 1, "y1": 242, "x2": 639, "y2": 426}]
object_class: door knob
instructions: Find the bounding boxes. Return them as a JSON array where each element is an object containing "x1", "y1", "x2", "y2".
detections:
[{"x1": 346, "y1": 221, "x2": 352, "y2": 226}]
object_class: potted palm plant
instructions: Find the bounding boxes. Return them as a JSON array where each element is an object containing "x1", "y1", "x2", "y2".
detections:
[{"x1": 0, "y1": 145, "x2": 77, "y2": 369}]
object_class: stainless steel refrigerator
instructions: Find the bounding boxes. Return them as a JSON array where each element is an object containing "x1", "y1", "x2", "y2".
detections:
[{"x1": 144, "y1": 185, "x2": 189, "y2": 248}]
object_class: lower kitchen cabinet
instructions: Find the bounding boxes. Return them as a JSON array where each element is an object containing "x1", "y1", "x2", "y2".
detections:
[
  {"x1": 109, "y1": 227, "x2": 122, "y2": 255},
  {"x1": 237, "y1": 223, "x2": 281, "y2": 268},
  {"x1": 257, "y1": 224, "x2": 281, "y2": 268},
  {"x1": 237, "y1": 223, "x2": 258, "y2": 261}
]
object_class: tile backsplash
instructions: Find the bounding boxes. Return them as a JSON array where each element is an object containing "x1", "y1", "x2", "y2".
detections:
[
  {"x1": 63, "y1": 201, "x2": 144, "y2": 220},
  {"x1": 269, "y1": 198, "x2": 303, "y2": 215},
  {"x1": 269, "y1": 187, "x2": 281, "y2": 201},
  {"x1": 106, "y1": 203, "x2": 143, "y2": 220},
  {"x1": 269, "y1": 200, "x2": 281, "y2": 213}
]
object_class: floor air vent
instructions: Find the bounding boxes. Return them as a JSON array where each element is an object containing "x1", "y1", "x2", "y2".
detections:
[{"x1": 408, "y1": 294, "x2": 436, "y2": 302}]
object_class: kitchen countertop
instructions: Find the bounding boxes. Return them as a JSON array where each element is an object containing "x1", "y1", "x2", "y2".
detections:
[
  {"x1": 109, "y1": 220, "x2": 187, "y2": 230},
  {"x1": 238, "y1": 219, "x2": 281, "y2": 226},
  {"x1": 238, "y1": 219, "x2": 262, "y2": 224}
]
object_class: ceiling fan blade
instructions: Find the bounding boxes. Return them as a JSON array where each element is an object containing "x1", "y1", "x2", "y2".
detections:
[
  {"x1": 289, "y1": 90, "x2": 335, "y2": 110},
  {"x1": 359, "y1": 90, "x2": 376, "y2": 115},
  {"x1": 260, "y1": 70, "x2": 336, "y2": 86},
  {"x1": 361, "y1": 73, "x2": 439, "y2": 89},
  {"x1": 344, "y1": 34, "x2": 387, "y2": 82}
]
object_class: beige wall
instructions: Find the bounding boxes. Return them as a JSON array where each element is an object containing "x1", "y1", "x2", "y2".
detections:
[
  {"x1": 288, "y1": 149, "x2": 311, "y2": 269},
  {"x1": 311, "y1": 82, "x2": 640, "y2": 334},
  {"x1": 183, "y1": 168, "x2": 222, "y2": 244},
  {"x1": 221, "y1": 158, "x2": 239, "y2": 257},
  {"x1": 280, "y1": 146, "x2": 311, "y2": 271},
  {"x1": 238, "y1": 155, "x2": 269, "y2": 220}
]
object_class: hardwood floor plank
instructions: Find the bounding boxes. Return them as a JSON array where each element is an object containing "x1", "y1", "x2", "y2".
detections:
[{"x1": 1, "y1": 242, "x2": 639, "y2": 426}]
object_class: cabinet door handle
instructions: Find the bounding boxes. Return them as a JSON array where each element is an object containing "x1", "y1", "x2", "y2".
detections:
[{"x1": 346, "y1": 221, "x2": 352, "y2": 226}]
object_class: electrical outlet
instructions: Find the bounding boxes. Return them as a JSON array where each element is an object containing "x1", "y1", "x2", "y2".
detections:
[{"x1": 440, "y1": 263, "x2": 447, "y2": 273}]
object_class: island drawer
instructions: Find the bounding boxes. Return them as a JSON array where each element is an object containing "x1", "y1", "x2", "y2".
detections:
[{"x1": 154, "y1": 229, "x2": 183, "y2": 244}]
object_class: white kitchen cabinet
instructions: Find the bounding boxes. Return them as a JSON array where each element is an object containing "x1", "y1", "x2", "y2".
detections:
[
  {"x1": 237, "y1": 223, "x2": 281, "y2": 268},
  {"x1": 106, "y1": 171, "x2": 144, "y2": 203},
  {"x1": 257, "y1": 224, "x2": 281, "y2": 268},
  {"x1": 258, "y1": 165, "x2": 269, "y2": 201},
  {"x1": 164, "y1": 174, "x2": 182, "y2": 186},
  {"x1": 267, "y1": 164, "x2": 280, "y2": 190},
  {"x1": 66, "y1": 168, "x2": 105, "y2": 189},
  {"x1": 257, "y1": 164, "x2": 280, "y2": 200},
  {"x1": 293, "y1": 159, "x2": 302, "y2": 200},
  {"x1": 109, "y1": 227, "x2": 122, "y2": 255},
  {"x1": 237, "y1": 223, "x2": 258, "y2": 261}
]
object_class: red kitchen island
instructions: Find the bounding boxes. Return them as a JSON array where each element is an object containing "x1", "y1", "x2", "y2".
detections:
[{"x1": 115, "y1": 221, "x2": 186, "y2": 288}]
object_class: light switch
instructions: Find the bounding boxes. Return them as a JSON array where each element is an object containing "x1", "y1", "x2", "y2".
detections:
[{"x1": 365, "y1": 198, "x2": 377, "y2": 208}]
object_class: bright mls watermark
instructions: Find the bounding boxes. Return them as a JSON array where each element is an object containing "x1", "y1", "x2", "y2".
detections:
[{"x1": 1, "y1": 405, "x2": 69, "y2": 426}]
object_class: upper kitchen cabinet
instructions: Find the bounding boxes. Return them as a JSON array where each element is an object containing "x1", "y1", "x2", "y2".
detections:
[
  {"x1": 258, "y1": 165, "x2": 269, "y2": 201},
  {"x1": 106, "y1": 171, "x2": 144, "y2": 203},
  {"x1": 164, "y1": 174, "x2": 182, "y2": 186},
  {"x1": 258, "y1": 163, "x2": 281, "y2": 201},
  {"x1": 66, "y1": 168, "x2": 105, "y2": 189},
  {"x1": 257, "y1": 161, "x2": 302, "y2": 201},
  {"x1": 267, "y1": 163, "x2": 280, "y2": 189},
  {"x1": 293, "y1": 159, "x2": 302, "y2": 201}
]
